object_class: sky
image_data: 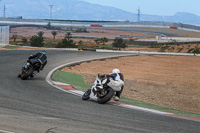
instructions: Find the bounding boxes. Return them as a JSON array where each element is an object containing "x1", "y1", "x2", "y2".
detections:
[{"x1": 82, "y1": 0, "x2": 200, "y2": 16}]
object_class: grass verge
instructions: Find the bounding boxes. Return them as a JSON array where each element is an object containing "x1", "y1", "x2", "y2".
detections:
[
  {"x1": 52, "y1": 70, "x2": 200, "y2": 119},
  {"x1": 3, "y1": 45, "x2": 20, "y2": 49},
  {"x1": 52, "y1": 70, "x2": 91, "y2": 91}
]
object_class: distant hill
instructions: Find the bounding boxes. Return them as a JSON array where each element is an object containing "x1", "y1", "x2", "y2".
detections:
[{"x1": 2, "y1": 0, "x2": 200, "y2": 25}]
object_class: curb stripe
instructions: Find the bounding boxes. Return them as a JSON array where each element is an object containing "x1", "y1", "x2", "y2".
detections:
[
  {"x1": 0, "y1": 130, "x2": 15, "y2": 133},
  {"x1": 57, "y1": 84, "x2": 77, "y2": 90},
  {"x1": 110, "y1": 101, "x2": 173, "y2": 115}
]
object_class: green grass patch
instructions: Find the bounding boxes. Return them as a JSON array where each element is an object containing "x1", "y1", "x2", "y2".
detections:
[
  {"x1": 52, "y1": 70, "x2": 91, "y2": 91},
  {"x1": 3, "y1": 45, "x2": 20, "y2": 49},
  {"x1": 52, "y1": 70, "x2": 200, "y2": 119}
]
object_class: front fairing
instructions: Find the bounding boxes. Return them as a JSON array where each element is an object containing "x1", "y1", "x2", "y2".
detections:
[{"x1": 22, "y1": 62, "x2": 30, "y2": 70}]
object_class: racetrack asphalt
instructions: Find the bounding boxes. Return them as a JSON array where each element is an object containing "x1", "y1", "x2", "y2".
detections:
[{"x1": 0, "y1": 50, "x2": 199, "y2": 133}]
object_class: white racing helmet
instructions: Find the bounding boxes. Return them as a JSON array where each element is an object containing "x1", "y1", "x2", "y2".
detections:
[{"x1": 112, "y1": 68, "x2": 120, "y2": 73}]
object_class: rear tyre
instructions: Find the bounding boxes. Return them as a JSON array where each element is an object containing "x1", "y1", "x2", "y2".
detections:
[
  {"x1": 82, "y1": 89, "x2": 91, "y2": 100},
  {"x1": 97, "y1": 88, "x2": 114, "y2": 104},
  {"x1": 21, "y1": 67, "x2": 33, "y2": 80}
]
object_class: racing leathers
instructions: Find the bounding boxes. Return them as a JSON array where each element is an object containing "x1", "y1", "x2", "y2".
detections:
[
  {"x1": 106, "y1": 73, "x2": 124, "y2": 98},
  {"x1": 28, "y1": 52, "x2": 47, "y2": 72}
]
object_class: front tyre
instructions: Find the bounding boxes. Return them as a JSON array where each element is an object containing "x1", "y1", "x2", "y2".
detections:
[
  {"x1": 97, "y1": 88, "x2": 114, "y2": 104},
  {"x1": 82, "y1": 89, "x2": 91, "y2": 100},
  {"x1": 21, "y1": 67, "x2": 33, "y2": 80}
]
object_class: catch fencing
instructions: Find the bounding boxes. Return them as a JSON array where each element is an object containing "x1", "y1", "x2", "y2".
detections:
[{"x1": 0, "y1": 26, "x2": 9, "y2": 47}]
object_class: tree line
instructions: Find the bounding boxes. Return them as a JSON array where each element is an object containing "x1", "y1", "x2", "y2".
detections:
[{"x1": 11, "y1": 31, "x2": 127, "y2": 50}]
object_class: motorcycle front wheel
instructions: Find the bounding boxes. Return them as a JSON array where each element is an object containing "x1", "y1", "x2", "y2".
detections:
[
  {"x1": 97, "y1": 88, "x2": 114, "y2": 104},
  {"x1": 21, "y1": 67, "x2": 33, "y2": 80},
  {"x1": 82, "y1": 89, "x2": 91, "y2": 100}
]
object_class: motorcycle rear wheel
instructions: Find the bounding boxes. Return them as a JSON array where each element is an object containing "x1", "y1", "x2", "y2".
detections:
[{"x1": 97, "y1": 88, "x2": 114, "y2": 104}]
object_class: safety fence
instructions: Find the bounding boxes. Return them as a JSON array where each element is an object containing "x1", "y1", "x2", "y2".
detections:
[{"x1": 0, "y1": 26, "x2": 9, "y2": 47}]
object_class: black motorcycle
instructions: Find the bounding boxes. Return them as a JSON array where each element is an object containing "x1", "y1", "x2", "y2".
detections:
[{"x1": 19, "y1": 59, "x2": 41, "y2": 80}]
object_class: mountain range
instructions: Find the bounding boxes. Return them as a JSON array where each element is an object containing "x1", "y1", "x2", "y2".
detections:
[{"x1": 1, "y1": 0, "x2": 200, "y2": 25}]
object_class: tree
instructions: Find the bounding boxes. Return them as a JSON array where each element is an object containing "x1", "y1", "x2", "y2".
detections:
[
  {"x1": 101, "y1": 37, "x2": 108, "y2": 45},
  {"x1": 12, "y1": 34, "x2": 18, "y2": 42},
  {"x1": 51, "y1": 31, "x2": 58, "y2": 40},
  {"x1": 112, "y1": 37, "x2": 127, "y2": 50},
  {"x1": 30, "y1": 31, "x2": 44, "y2": 47},
  {"x1": 65, "y1": 32, "x2": 72, "y2": 41},
  {"x1": 56, "y1": 32, "x2": 76, "y2": 48},
  {"x1": 37, "y1": 31, "x2": 44, "y2": 38}
]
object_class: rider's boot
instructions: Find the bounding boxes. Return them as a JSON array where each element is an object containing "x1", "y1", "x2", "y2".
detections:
[{"x1": 113, "y1": 96, "x2": 120, "y2": 101}]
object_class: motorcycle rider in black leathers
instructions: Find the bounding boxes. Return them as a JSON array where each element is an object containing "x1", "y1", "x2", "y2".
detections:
[{"x1": 18, "y1": 50, "x2": 47, "y2": 78}]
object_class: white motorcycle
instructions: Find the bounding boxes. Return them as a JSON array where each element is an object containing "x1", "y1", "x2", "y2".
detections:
[{"x1": 82, "y1": 74, "x2": 115, "y2": 104}]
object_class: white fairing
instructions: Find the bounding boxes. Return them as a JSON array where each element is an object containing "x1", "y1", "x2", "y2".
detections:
[
  {"x1": 89, "y1": 76, "x2": 101, "y2": 101},
  {"x1": 90, "y1": 90, "x2": 97, "y2": 101},
  {"x1": 107, "y1": 73, "x2": 124, "y2": 91}
]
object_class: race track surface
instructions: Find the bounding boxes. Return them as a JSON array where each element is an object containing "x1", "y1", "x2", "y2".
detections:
[{"x1": 0, "y1": 50, "x2": 199, "y2": 133}]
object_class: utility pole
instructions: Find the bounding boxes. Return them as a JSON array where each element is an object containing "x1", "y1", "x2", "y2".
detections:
[
  {"x1": 3, "y1": 4, "x2": 6, "y2": 18},
  {"x1": 137, "y1": 7, "x2": 141, "y2": 22},
  {"x1": 49, "y1": 5, "x2": 53, "y2": 19}
]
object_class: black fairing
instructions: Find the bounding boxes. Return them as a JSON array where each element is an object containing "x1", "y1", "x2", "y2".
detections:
[{"x1": 28, "y1": 59, "x2": 41, "y2": 70}]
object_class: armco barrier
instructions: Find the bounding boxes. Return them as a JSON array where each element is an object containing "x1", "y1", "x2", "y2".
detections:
[
  {"x1": 81, "y1": 48, "x2": 96, "y2": 51},
  {"x1": 96, "y1": 49, "x2": 200, "y2": 56}
]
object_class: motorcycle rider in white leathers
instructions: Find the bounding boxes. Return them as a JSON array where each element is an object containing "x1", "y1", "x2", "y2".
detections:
[{"x1": 102, "y1": 68, "x2": 124, "y2": 101}]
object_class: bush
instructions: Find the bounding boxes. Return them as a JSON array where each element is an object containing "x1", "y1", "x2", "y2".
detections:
[
  {"x1": 187, "y1": 45, "x2": 200, "y2": 55},
  {"x1": 112, "y1": 37, "x2": 127, "y2": 50},
  {"x1": 30, "y1": 31, "x2": 44, "y2": 47},
  {"x1": 160, "y1": 45, "x2": 169, "y2": 52},
  {"x1": 56, "y1": 32, "x2": 76, "y2": 48},
  {"x1": 177, "y1": 46, "x2": 184, "y2": 53},
  {"x1": 22, "y1": 38, "x2": 27, "y2": 43}
]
